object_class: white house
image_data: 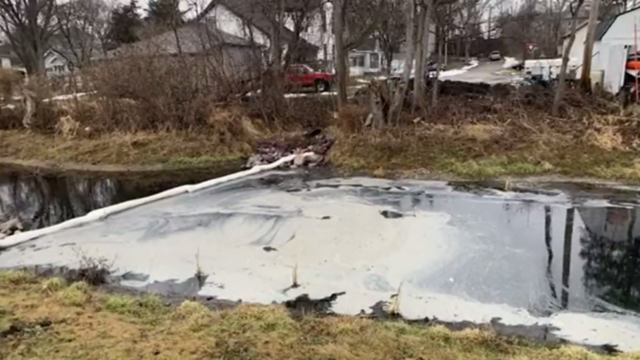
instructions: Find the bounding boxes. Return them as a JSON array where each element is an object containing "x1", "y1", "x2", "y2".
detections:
[
  {"x1": 202, "y1": 0, "x2": 424, "y2": 75},
  {"x1": 297, "y1": 2, "x2": 436, "y2": 75},
  {"x1": 44, "y1": 49, "x2": 74, "y2": 77},
  {"x1": 0, "y1": 43, "x2": 16, "y2": 70},
  {"x1": 199, "y1": 0, "x2": 320, "y2": 63},
  {"x1": 561, "y1": 6, "x2": 640, "y2": 92}
]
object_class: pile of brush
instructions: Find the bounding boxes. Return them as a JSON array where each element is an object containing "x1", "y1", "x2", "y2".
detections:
[{"x1": 244, "y1": 128, "x2": 334, "y2": 169}]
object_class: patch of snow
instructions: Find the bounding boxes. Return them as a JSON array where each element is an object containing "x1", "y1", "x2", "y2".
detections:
[
  {"x1": 503, "y1": 57, "x2": 520, "y2": 69},
  {"x1": 438, "y1": 69, "x2": 467, "y2": 78},
  {"x1": 438, "y1": 60, "x2": 478, "y2": 79},
  {"x1": 42, "y1": 92, "x2": 95, "y2": 103},
  {"x1": 462, "y1": 59, "x2": 480, "y2": 71}
]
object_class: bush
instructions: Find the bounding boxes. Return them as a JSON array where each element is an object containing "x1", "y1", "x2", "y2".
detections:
[{"x1": 85, "y1": 56, "x2": 243, "y2": 132}]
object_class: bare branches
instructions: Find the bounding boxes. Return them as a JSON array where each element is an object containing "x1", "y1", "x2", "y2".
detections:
[
  {"x1": 0, "y1": 0, "x2": 57, "y2": 75},
  {"x1": 54, "y1": 0, "x2": 112, "y2": 67}
]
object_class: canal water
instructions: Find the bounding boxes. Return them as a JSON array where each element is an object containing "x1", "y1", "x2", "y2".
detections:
[
  {"x1": 0, "y1": 168, "x2": 236, "y2": 230},
  {"x1": 1, "y1": 171, "x2": 640, "y2": 350}
]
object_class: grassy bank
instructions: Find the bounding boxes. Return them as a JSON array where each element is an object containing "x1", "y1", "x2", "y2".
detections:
[
  {"x1": 1, "y1": 270, "x2": 637, "y2": 360},
  {"x1": 3, "y1": 125, "x2": 640, "y2": 180},
  {"x1": 330, "y1": 124, "x2": 640, "y2": 181},
  {"x1": 0, "y1": 130, "x2": 249, "y2": 172},
  {"x1": 4, "y1": 84, "x2": 640, "y2": 180}
]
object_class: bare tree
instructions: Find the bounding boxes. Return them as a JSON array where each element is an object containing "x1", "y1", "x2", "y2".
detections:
[
  {"x1": 374, "y1": 0, "x2": 405, "y2": 73},
  {"x1": 334, "y1": 0, "x2": 385, "y2": 108},
  {"x1": 431, "y1": 0, "x2": 457, "y2": 109},
  {"x1": 54, "y1": 0, "x2": 112, "y2": 67},
  {"x1": 283, "y1": 0, "x2": 322, "y2": 65},
  {"x1": 0, "y1": 0, "x2": 56, "y2": 75},
  {"x1": 334, "y1": 0, "x2": 347, "y2": 107},
  {"x1": 552, "y1": 0, "x2": 585, "y2": 115},
  {"x1": 413, "y1": 0, "x2": 433, "y2": 112},
  {"x1": 388, "y1": 0, "x2": 415, "y2": 123},
  {"x1": 456, "y1": 0, "x2": 486, "y2": 60},
  {"x1": 581, "y1": 0, "x2": 601, "y2": 90},
  {"x1": 0, "y1": 0, "x2": 56, "y2": 128},
  {"x1": 495, "y1": 0, "x2": 538, "y2": 61}
]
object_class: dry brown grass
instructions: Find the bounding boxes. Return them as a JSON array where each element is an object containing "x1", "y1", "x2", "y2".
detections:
[
  {"x1": 2, "y1": 270, "x2": 639, "y2": 360},
  {"x1": 329, "y1": 121, "x2": 640, "y2": 180},
  {"x1": 0, "y1": 129, "x2": 250, "y2": 168}
]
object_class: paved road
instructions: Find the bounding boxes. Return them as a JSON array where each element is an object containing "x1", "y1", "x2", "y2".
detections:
[{"x1": 447, "y1": 60, "x2": 521, "y2": 84}]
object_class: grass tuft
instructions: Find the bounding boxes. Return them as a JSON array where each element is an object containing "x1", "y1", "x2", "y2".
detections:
[
  {"x1": 103, "y1": 294, "x2": 166, "y2": 320},
  {"x1": 172, "y1": 300, "x2": 214, "y2": 331},
  {"x1": 41, "y1": 277, "x2": 65, "y2": 294},
  {"x1": 59, "y1": 281, "x2": 90, "y2": 306},
  {"x1": 0, "y1": 270, "x2": 36, "y2": 285}
]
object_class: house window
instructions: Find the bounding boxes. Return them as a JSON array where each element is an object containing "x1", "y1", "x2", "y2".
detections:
[
  {"x1": 370, "y1": 53, "x2": 380, "y2": 69},
  {"x1": 350, "y1": 55, "x2": 365, "y2": 67}
]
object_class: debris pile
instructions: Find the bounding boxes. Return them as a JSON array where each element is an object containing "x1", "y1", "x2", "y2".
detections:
[{"x1": 244, "y1": 128, "x2": 334, "y2": 169}]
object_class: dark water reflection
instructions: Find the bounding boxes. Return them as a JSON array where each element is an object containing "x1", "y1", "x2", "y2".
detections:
[
  {"x1": 579, "y1": 207, "x2": 640, "y2": 313},
  {"x1": 0, "y1": 170, "x2": 233, "y2": 231}
]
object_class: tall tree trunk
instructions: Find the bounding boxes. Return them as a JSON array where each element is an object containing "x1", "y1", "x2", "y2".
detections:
[
  {"x1": 431, "y1": 32, "x2": 443, "y2": 111},
  {"x1": 389, "y1": 0, "x2": 416, "y2": 124},
  {"x1": 334, "y1": 0, "x2": 348, "y2": 108},
  {"x1": 581, "y1": 0, "x2": 601, "y2": 91},
  {"x1": 464, "y1": 38, "x2": 471, "y2": 61},
  {"x1": 552, "y1": 2, "x2": 583, "y2": 116},
  {"x1": 413, "y1": 2, "x2": 426, "y2": 112},
  {"x1": 413, "y1": 0, "x2": 432, "y2": 112},
  {"x1": 269, "y1": 0, "x2": 286, "y2": 116},
  {"x1": 385, "y1": 51, "x2": 394, "y2": 75},
  {"x1": 22, "y1": 74, "x2": 36, "y2": 129}
]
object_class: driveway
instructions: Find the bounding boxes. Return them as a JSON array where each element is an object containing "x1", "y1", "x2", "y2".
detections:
[{"x1": 446, "y1": 60, "x2": 520, "y2": 84}]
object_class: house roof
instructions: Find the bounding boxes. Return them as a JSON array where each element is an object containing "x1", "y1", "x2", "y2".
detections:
[
  {"x1": 594, "y1": 17, "x2": 616, "y2": 40},
  {"x1": 197, "y1": 0, "x2": 319, "y2": 52},
  {"x1": 108, "y1": 21, "x2": 256, "y2": 57},
  {"x1": 595, "y1": 5, "x2": 640, "y2": 40}
]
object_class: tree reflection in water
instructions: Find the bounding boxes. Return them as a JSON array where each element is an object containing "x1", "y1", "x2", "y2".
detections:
[
  {"x1": 580, "y1": 207, "x2": 640, "y2": 313},
  {"x1": 0, "y1": 172, "x2": 216, "y2": 231}
]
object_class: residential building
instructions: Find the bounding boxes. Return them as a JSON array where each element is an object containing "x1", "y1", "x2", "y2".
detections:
[
  {"x1": 561, "y1": 6, "x2": 640, "y2": 92},
  {"x1": 0, "y1": 43, "x2": 19, "y2": 70},
  {"x1": 107, "y1": 20, "x2": 263, "y2": 81},
  {"x1": 44, "y1": 49, "x2": 75, "y2": 77},
  {"x1": 198, "y1": 0, "x2": 320, "y2": 63}
]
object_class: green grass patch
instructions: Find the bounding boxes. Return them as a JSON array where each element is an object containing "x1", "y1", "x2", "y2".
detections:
[
  {"x1": 2, "y1": 270, "x2": 639, "y2": 360},
  {"x1": 58, "y1": 281, "x2": 90, "y2": 307}
]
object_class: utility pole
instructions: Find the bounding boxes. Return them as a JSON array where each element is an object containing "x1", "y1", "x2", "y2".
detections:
[{"x1": 580, "y1": 0, "x2": 601, "y2": 90}]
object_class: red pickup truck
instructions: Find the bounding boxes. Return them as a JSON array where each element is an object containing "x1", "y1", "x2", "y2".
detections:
[{"x1": 287, "y1": 64, "x2": 335, "y2": 92}]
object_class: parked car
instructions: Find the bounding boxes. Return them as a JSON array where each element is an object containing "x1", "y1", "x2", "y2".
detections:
[
  {"x1": 489, "y1": 51, "x2": 501, "y2": 61},
  {"x1": 286, "y1": 64, "x2": 335, "y2": 92}
]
